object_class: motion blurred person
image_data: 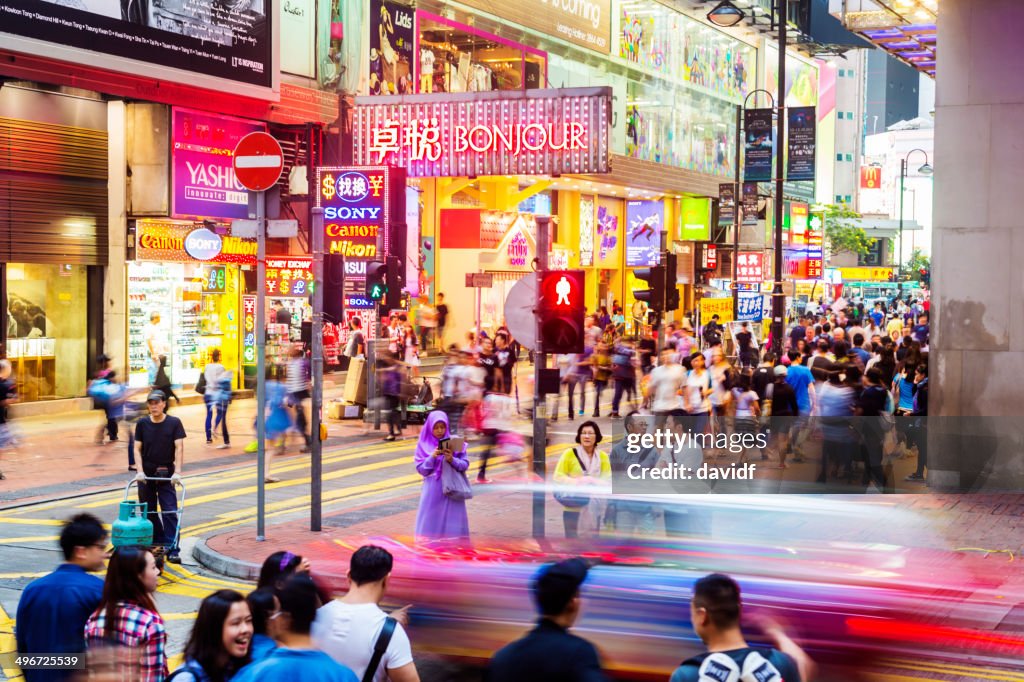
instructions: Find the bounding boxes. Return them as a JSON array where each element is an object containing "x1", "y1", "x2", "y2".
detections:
[
  {"x1": 232, "y1": 574, "x2": 357, "y2": 682},
  {"x1": 670, "y1": 573, "x2": 813, "y2": 682},
  {"x1": 170, "y1": 590, "x2": 252, "y2": 682},
  {"x1": 608, "y1": 412, "x2": 658, "y2": 535},
  {"x1": 246, "y1": 587, "x2": 280, "y2": 663},
  {"x1": 286, "y1": 347, "x2": 312, "y2": 452},
  {"x1": 16, "y1": 514, "x2": 107, "y2": 682},
  {"x1": 486, "y1": 558, "x2": 608, "y2": 682},
  {"x1": 313, "y1": 545, "x2": 417, "y2": 682}
]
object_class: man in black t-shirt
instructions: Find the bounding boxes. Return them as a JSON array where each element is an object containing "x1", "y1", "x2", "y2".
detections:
[
  {"x1": 670, "y1": 573, "x2": 811, "y2": 682},
  {"x1": 494, "y1": 333, "x2": 518, "y2": 395},
  {"x1": 735, "y1": 322, "x2": 754, "y2": 369},
  {"x1": 477, "y1": 338, "x2": 499, "y2": 393},
  {"x1": 134, "y1": 390, "x2": 186, "y2": 563},
  {"x1": 436, "y1": 293, "x2": 449, "y2": 346}
]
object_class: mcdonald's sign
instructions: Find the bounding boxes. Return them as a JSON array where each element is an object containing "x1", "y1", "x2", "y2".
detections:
[{"x1": 860, "y1": 166, "x2": 881, "y2": 189}]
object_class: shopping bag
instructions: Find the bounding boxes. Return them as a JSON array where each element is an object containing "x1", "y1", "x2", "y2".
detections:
[{"x1": 441, "y1": 460, "x2": 474, "y2": 501}]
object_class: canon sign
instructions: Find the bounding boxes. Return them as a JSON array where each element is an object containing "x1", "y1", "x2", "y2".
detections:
[{"x1": 184, "y1": 228, "x2": 224, "y2": 261}]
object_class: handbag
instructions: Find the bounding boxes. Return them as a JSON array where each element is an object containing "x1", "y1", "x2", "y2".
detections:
[
  {"x1": 554, "y1": 448, "x2": 591, "y2": 509},
  {"x1": 195, "y1": 373, "x2": 207, "y2": 395},
  {"x1": 441, "y1": 458, "x2": 474, "y2": 501}
]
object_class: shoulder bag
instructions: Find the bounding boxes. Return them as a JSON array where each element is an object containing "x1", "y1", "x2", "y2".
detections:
[
  {"x1": 361, "y1": 617, "x2": 397, "y2": 682},
  {"x1": 441, "y1": 457, "x2": 474, "y2": 501},
  {"x1": 554, "y1": 448, "x2": 591, "y2": 509}
]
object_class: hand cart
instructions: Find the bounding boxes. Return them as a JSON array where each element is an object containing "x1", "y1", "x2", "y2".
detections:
[{"x1": 115, "y1": 476, "x2": 187, "y2": 568}]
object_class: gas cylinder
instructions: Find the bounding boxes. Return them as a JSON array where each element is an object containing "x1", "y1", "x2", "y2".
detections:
[{"x1": 112, "y1": 500, "x2": 154, "y2": 547}]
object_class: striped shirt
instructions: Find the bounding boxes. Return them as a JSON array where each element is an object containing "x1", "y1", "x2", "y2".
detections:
[
  {"x1": 286, "y1": 357, "x2": 310, "y2": 394},
  {"x1": 84, "y1": 602, "x2": 167, "y2": 681}
]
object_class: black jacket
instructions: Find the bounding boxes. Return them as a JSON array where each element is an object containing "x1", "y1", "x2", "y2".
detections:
[{"x1": 486, "y1": 619, "x2": 608, "y2": 682}]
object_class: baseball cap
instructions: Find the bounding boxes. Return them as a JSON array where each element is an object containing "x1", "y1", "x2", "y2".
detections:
[
  {"x1": 773, "y1": 365, "x2": 788, "y2": 377},
  {"x1": 146, "y1": 390, "x2": 167, "y2": 402},
  {"x1": 535, "y1": 558, "x2": 589, "y2": 593}
]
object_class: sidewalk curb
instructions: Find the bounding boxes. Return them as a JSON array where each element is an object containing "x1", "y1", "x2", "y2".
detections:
[{"x1": 192, "y1": 537, "x2": 261, "y2": 582}]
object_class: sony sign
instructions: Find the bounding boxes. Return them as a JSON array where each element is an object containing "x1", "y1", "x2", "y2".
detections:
[{"x1": 183, "y1": 227, "x2": 224, "y2": 261}]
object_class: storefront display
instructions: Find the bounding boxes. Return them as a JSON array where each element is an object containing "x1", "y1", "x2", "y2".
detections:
[
  {"x1": 129, "y1": 219, "x2": 255, "y2": 388},
  {"x1": 416, "y1": 12, "x2": 546, "y2": 94}
]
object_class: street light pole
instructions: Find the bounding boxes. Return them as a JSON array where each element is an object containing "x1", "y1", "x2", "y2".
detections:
[
  {"x1": 898, "y1": 158, "x2": 906, "y2": 298},
  {"x1": 771, "y1": 0, "x2": 788, "y2": 351},
  {"x1": 733, "y1": 104, "x2": 741, "y2": 317}
]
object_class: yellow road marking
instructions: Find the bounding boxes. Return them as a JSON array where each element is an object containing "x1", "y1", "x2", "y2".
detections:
[
  {"x1": 0, "y1": 572, "x2": 47, "y2": 579},
  {"x1": 0, "y1": 518, "x2": 65, "y2": 526},
  {"x1": 881, "y1": 658, "x2": 1024, "y2": 681},
  {"x1": 0, "y1": 602, "x2": 25, "y2": 681},
  {"x1": 0, "y1": 536, "x2": 59, "y2": 544}
]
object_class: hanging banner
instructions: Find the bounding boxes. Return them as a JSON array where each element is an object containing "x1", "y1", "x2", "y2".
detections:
[
  {"x1": 787, "y1": 106, "x2": 816, "y2": 181},
  {"x1": 718, "y1": 183, "x2": 735, "y2": 226},
  {"x1": 370, "y1": 0, "x2": 416, "y2": 95},
  {"x1": 744, "y1": 108, "x2": 774, "y2": 182},
  {"x1": 625, "y1": 200, "x2": 664, "y2": 267},
  {"x1": 579, "y1": 196, "x2": 596, "y2": 266},
  {"x1": 742, "y1": 182, "x2": 759, "y2": 226}
]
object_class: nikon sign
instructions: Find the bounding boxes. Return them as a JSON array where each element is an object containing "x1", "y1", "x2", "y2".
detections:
[{"x1": 456, "y1": 0, "x2": 611, "y2": 54}]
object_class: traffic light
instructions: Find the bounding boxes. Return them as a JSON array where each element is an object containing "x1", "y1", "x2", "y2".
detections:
[
  {"x1": 385, "y1": 255, "x2": 404, "y2": 309},
  {"x1": 663, "y1": 252, "x2": 679, "y2": 311},
  {"x1": 634, "y1": 264, "x2": 665, "y2": 311},
  {"x1": 366, "y1": 260, "x2": 387, "y2": 301},
  {"x1": 538, "y1": 270, "x2": 585, "y2": 354}
]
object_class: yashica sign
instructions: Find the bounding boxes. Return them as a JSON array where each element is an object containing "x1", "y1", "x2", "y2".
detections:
[{"x1": 353, "y1": 88, "x2": 612, "y2": 177}]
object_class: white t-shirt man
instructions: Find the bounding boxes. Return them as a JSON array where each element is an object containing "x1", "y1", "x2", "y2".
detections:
[
  {"x1": 312, "y1": 601, "x2": 414, "y2": 682},
  {"x1": 649, "y1": 363, "x2": 685, "y2": 413}
]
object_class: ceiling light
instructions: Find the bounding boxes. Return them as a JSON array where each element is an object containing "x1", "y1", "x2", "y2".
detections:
[{"x1": 706, "y1": 0, "x2": 745, "y2": 28}]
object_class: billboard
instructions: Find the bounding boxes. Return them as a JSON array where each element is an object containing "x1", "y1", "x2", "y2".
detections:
[
  {"x1": 171, "y1": 108, "x2": 266, "y2": 220},
  {"x1": 370, "y1": 0, "x2": 416, "y2": 95},
  {"x1": 0, "y1": 0, "x2": 276, "y2": 97},
  {"x1": 352, "y1": 87, "x2": 612, "y2": 177},
  {"x1": 456, "y1": 0, "x2": 610, "y2": 54},
  {"x1": 625, "y1": 200, "x2": 663, "y2": 267}
]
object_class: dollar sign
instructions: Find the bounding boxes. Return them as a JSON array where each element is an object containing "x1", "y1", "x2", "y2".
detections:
[{"x1": 321, "y1": 173, "x2": 336, "y2": 201}]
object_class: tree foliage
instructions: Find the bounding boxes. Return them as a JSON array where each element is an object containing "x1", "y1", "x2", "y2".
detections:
[
  {"x1": 817, "y1": 203, "x2": 873, "y2": 257},
  {"x1": 905, "y1": 248, "x2": 931, "y2": 280}
]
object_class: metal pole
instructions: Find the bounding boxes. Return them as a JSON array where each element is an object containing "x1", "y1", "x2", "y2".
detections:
[
  {"x1": 733, "y1": 104, "x2": 742, "y2": 317},
  {"x1": 255, "y1": 191, "x2": 267, "y2": 541},
  {"x1": 532, "y1": 216, "x2": 550, "y2": 539},
  {"x1": 898, "y1": 159, "x2": 906, "y2": 299},
  {"x1": 771, "y1": 0, "x2": 788, "y2": 352},
  {"x1": 311, "y1": 207, "x2": 324, "y2": 532}
]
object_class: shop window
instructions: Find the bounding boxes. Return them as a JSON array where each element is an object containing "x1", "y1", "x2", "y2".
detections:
[
  {"x1": 837, "y1": 153, "x2": 844, "y2": 161},
  {"x1": 6, "y1": 264, "x2": 88, "y2": 401},
  {"x1": 417, "y1": 13, "x2": 546, "y2": 93}
]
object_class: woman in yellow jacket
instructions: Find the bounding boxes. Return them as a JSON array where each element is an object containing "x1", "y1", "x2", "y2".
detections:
[{"x1": 553, "y1": 420, "x2": 612, "y2": 538}]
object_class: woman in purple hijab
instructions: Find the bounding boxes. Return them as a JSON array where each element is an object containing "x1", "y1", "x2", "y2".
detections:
[{"x1": 414, "y1": 410, "x2": 471, "y2": 539}]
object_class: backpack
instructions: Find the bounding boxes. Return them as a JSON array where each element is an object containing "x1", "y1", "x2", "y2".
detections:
[{"x1": 678, "y1": 648, "x2": 786, "y2": 682}]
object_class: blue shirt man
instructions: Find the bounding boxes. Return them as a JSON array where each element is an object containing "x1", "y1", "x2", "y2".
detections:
[
  {"x1": 784, "y1": 352, "x2": 815, "y2": 415},
  {"x1": 16, "y1": 514, "x2": 107, "y2": 682}
]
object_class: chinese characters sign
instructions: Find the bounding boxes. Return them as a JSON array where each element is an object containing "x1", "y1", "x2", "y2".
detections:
[
  {"x1": 737, "y1": 293, "x2": 765, "y2": 322},
  {"x1": 736, "y1": 252, "x2": 764, "y2": 284},
  {"x1": 701, "y1": 243, "x2": 718, "y2": 270},
  {"x1": 700, "y1": 297, "x2": 733, "y2": 324},
  {"x1": 352, "y1": 88, "x2": 612, "y2": 177},
  {"x1": 264, "y1": 258, "x2": 315, "y2": 297},
  {"x1": 317, "y1": 167, "x2": 397, "y2": 258},
  {"x1": 172, "y1": 108, "x2": 265, "y2": 220},
  {"x1": 579, "y1": 196, "x2": 595, "y2": 267}
]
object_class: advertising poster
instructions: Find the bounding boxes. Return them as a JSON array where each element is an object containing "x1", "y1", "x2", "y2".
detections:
[
  {"x1": 736, "y1": 252, "x2": 764, "y2": 284},
  {"x1": 742, "y1": 182, "x2": 759, "y2": 226},
  {"x1": 596, "y1": 198, "x2": 621, "y2": 269},
  {"x1": 171, "y1": 108, "x2": 266, "y2": 220},
  {"x1": 579, "y1": 196, "x2": 596, "y2": 267},
  {"x1": 744, "y1": 109, "x2": 774, "y2": 182},
  {"x1": 1, "y1": 0, "x2": 272, "y2": 91},
  {"x1": 680, "y1": 197, "x2": 711, "y2": 241},
  {"x1": 700, "y1": 297, "x2": 734, "y2": 324},
  {"x1": 419, "y1": 237, "x2": 435, "y2": 301},
  {"x1": 281, "y1": 0, "x2": 315, "y2": 77},
  {"x1": 625, "y1": 200, "x2": 663, "y2": 267},
  {"x1": 737, "y1": 292, "x2": 765, "y2": 322},
  {"x1": 370, "y1": 0, "x2": 415, "y2": 95},
  {"x1": 718, "y1": 183, "x2": 735, "y2": 226},
  {"x1": 787, "y1": 106, "x2": 816, "y2": 181}
]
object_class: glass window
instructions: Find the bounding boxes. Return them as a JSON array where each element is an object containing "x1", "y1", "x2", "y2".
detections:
[
  {"x1": 6, "y1": 263, "x2": 88, "y2": 401},
  {"x1": 417, "y1": 13, "x2": 546, "y2": 93},
  {"x1": 846, "y1": 154, "x2": 853, "y2": 162},
  {"x1": 837, "y1": 153, "x2": 844, "y2": 161}
]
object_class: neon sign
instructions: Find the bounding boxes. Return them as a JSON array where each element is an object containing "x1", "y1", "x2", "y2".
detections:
[
  {"x1": 352, "y1": 87, "x2": 612, "y2": 177},
  {"x1": 242, "y1": 295, "x2": 257, "y2": 366},
  {"x1": 136, "y1": 220, "x2": 256, "y2": 265},
  {"x1": 264, "y1": 258, "x2": 314, "y2": 297}
]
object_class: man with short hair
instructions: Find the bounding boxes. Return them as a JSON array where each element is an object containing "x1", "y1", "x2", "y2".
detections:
[
  {"x1": 313, "y1": 545, "x2": 417, "y2": 682},
  {"x1": 235, "y1": 574, "x2": 357, "y2": 682},
  {"x1": 435, "y1": 293, "x2": 449, "y2": 347},
  {"x1": 486, "y1": 558, "x2": 608, "y2": 682},
  {"x1": 16, "y1": 514, "x2": 107, "y2": 682},
  {"x1": 134, "y1": 389, "x2": 185, "y2": 563},
  {"x1": 702, "y1": 314, "x2": 723, "y2": 348},
  {"x1": 670, "y1": 574, "x2": 812, "y2": 682}
]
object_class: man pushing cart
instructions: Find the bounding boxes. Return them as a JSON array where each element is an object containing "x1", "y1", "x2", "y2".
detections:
[{"x1": 132, "y1": 390, "x2": 186, "y2": 564}]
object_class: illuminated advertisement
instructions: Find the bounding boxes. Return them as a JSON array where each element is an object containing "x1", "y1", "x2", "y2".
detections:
[
  {"x1": 625, "y1": 200, "x2": 663, "y2": 267},
  {"x1": 736, "y1": 252, "x2": 764, "y2": 284},
  {"x1": 456, "y1": 0, "x2": 611, "y2": 54},
  {"x1": 579, "y1": 196, "x2": 595, "y2": 267},
  {"x1": 352, "y1": 87, "x2": 612, "y2": 177},
  {"x1": 0, "y1": 0, "x2": 275, "y2": 96},
  {"x1": 135, "y1": 220, "x2": 257, "y2": 265},
  {"x1": 264, "y1": 258, "x2": 314, "y2": 297},
  {"x1": 242, "y1": 295, "x2": 257, "y2": 366},
  {"x1": 370, "y1": 0, "x2": 415, "y2": 95},
  {"x1": 172, "y1": 108, "x2": 266, "y2": 220}
]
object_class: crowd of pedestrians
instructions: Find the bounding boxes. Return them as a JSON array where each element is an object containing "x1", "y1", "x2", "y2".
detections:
[{"x1": 16, "y1": 515, "x2": 813, "y2": 681}]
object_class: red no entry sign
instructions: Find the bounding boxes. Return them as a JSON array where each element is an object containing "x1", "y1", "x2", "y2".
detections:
[{"x1": 232, "y1": 132, "x2": 284, "y2": 192}]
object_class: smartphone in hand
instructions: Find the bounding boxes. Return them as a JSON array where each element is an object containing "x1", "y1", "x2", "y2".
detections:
[{"x1": 438, "y1": 438, "x2": 450, "y2": 452}]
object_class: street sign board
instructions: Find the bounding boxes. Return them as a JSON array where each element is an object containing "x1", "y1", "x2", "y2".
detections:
[
  {"x1": 465, "y1": 273, "x2": 494, "y2": 288},
  {"x1": 232, "y1": 132, "x2": 284, "y2": 192}
]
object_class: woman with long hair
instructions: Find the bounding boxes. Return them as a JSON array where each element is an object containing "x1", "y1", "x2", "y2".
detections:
[
  {"x1": 414, "y1": 410, "x2": 470, "y2": 539},
  {"x1": 257, "y1": 551, "x2": 310, "y2": 590},
  {"x1": 171, "y1": 590, "x2": 252, "y2": 681},
  {"x1": 245, "y1": 587, "x2": 279, "y2": 664},
  {"x1": 84, "y1": 546, "x2": 166, "y2": 681}
]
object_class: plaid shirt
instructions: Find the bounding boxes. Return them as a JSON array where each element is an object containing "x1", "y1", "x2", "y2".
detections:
[{"x1": 84, "y1": 602, "x2": 167, "y2": 681}]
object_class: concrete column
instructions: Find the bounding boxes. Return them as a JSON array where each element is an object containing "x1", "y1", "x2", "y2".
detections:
[
  {"x1": 106, "y1": 101, "x2": 128, "y2": 377},
  {"x1": 930, "y1": 0, "x2": 1024, "y2": 489}
]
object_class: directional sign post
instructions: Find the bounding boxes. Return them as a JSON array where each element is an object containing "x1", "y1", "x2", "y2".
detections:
[{"x1": 233, "y1": 132, "x2": 284, "y2": 542}]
